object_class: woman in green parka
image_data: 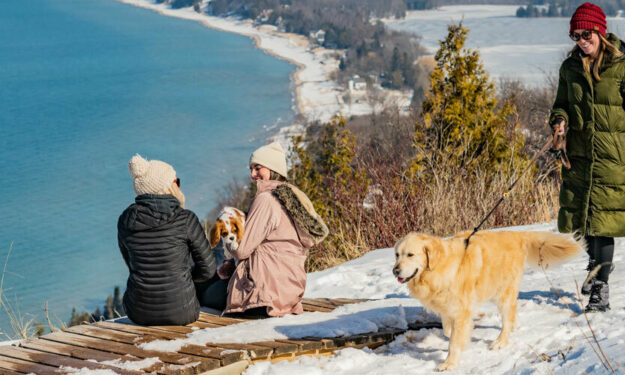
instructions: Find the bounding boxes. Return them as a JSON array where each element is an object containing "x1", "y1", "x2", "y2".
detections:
[{"x1": 550, "y1": 2, "x2": 624, "y2": 312}]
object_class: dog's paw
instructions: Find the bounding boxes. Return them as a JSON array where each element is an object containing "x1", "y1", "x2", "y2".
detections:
[
  {"x1": 489, "y1": 338, "x2": 509, "y2": 350},
  {"x1": 436, "y1": 362, "x2": 456, "y2": 372}
]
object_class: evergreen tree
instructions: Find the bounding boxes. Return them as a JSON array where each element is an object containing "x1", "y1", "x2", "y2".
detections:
[
  {"x1": 411, "y1": 23, "x2": 527, "y2": 177},
  {"x1": 104, "y1": 295, "x2": 114, "y2": 320},
  {"x1": 290, "y1": 116, "x2": 370, "y2": 270},
  {"x1": 113, "y1": 286, "x2": 124, "y2": 317}
]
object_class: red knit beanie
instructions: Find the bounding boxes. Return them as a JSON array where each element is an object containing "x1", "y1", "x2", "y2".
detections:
[{"x1": 570, "y1": 2, "x2": 607, "y2": 37}]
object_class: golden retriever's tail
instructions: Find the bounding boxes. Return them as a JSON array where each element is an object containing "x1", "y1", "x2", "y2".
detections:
[{"x1": 525, "y1": 231, "x2": 585, "y2": 269}]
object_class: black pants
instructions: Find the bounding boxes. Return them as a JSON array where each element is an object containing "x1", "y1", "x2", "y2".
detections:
[
  {"x1": 194, "y1": 275, "x2": 229, "y2": 311},
  {"x1": 585, "y1": 236, "x2": 614, "y2": 283}
]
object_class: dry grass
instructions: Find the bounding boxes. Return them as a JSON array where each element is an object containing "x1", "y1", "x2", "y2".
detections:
[
  {"x1": 306, "y1": 161, "x2": 561, "y2": 271},
  {"x1": 0, "y1": 242, "x2": 46, "y2": 339}
]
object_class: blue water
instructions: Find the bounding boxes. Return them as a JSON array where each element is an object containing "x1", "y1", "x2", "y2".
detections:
[{"x1": 0, "y1": 0, "x2": 295, "y2": 335}]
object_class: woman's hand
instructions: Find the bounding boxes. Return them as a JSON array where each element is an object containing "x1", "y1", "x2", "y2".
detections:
[
  {"x1": 217, "y1": 259, "x2": 235, "y2": 280},
  {"x1": 551, "y1": 118, "x2": 566, "y2": 150}
]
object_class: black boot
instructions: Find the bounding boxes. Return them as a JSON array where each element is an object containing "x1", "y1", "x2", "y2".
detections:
[
  {"x1": 586, "y1": 280, "x2": 610, "y2": 312},
  {"x1": 581, "y1": 261, "x2": 615, "y2": 295},
  {"x1": 581, "y1": 258, "x2": 596, "y2": 295}
]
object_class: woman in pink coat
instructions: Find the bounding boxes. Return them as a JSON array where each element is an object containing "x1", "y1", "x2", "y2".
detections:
[{"x1": 223, "y1": 142, "x2": 328, "y2": 317}]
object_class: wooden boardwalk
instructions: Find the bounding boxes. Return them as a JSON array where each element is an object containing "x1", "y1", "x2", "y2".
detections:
[{"x1": 0, "y1": 298, "x2": 437, "y2": 375}]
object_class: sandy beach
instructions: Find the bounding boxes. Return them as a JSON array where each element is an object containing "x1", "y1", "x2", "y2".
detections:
[{"x1": 117, "y1": 0, "x2": 412, "y2": 139}]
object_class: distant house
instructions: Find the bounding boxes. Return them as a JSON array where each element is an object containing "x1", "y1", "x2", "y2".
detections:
[
  {"x1": 309, "y1": 30, "x2": 326, "y2": 45},
  {"x1": 258, "y1": 9, "x2": 273, "y2": 23},
  {"x1": 348, "y1": 75, "x2": 367, "y2": 92}
]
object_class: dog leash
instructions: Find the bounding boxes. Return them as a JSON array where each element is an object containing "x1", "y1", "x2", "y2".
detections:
[{"x1": 464, "y1": 137, "x2": 555, "y2": 248}]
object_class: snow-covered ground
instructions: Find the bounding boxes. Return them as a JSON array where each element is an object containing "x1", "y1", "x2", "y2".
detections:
[
  {"x1": 117, "y1": 0, "x2": 411, "y2": 126},
  {"x1": 387, "y1": 5, "x2": 625, "y2": 87},
  {"x1": 52, "y1": 223, "x2": 624, "y2": 375},
  {"x1": 88, "y1": 222, "x2": 617, "y2": 374},
  {"x1": 238, "y1": 222, "x2": 625, "y2": 374}
]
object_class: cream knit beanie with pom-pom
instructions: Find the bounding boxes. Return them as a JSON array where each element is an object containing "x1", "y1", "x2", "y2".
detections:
[{"x1": 128, "y1": 154, "x2": 177, "y2": 195}]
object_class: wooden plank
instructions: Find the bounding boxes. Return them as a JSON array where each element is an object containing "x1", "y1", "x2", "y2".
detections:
[
  {"x1": 328, "y1": 298, "x2": 371, "y2": 304},
  {"x1": 152, "y1": 325, "x2": 197, "y2": 334},
  {"x1": 275, "y1": 339, "x2": 323, "y2": 352},
  {"x1": 0, "y1": 355, "x2": 62, "y2": 374},
  {"x1": 140, "y1": 325, "x2": 268, "y2": 362},
  {"x1": 67, "y1": 324, "x2": 150, "y2": 345},
  {"x1": 188, "y1": 321, "x2": 221, "y2": 330},
  {"x1": 204, "y1": 343, "x2": 271, "y2": 360},
  {"x1": 301, "y1": 337, "x2": 338, "y2": 349},
  {"x1": 197, "y1": 314, "x2": 247, "y2": 326},
  {"x1": 41, "y1": 331, "x2": 218, "y2": 374},
  {"x1": 199, "y1": 360, "x2": 249, "y2": 375},
  {"x1": 250, "y1": 341, "x2": 299, "y2": 356},
  {"x1": 305, "y1": 298, "x2": 344, "y2": 308},
  {"x1": 300, "y1": 303, "x2": 333, "y2": 313},
  {"x1": 96, "y1": 321, "x2": 187, "y2": 340},
  {"x1": 301, "y1": 299, "x2": 340, "y2": 310},
  {"x1": 0, "y1": 346, "x2": 144, "y2": 375},
  {"x1": 97, "y1": 323, "x2": 266, "y2": 362},
  {"x1": 69, "y1": 325, "x2": 244, "y2": 367},
  {"x1": 19, "y1": 339, "x2": 175, "y2": 375},
  {"x1": 0, "y1": 367, "x2": 22, "y2": 375}
]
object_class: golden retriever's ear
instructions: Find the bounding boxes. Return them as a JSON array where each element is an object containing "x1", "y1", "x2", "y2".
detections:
[
  {"x1": 209, "y1": 222, "x2": 222, "y2": 248},
  {"x1": 424, "y1": 240, "x2": 441, "y2": 270},
  {"x1": 233, "y1": 219, "x2": 244, "y2": 242}
]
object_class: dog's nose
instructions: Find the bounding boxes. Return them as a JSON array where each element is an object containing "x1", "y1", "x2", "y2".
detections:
[
  {"x1": 228, "y1": 235, "x2": 235, "y2": 241},
  {"x1": 393, "y1": 266, "x2": 400, "y2": 277}
]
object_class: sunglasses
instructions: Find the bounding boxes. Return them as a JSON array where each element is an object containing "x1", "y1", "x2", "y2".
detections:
[
  {"x1": 175, "y1": 178, "x2": 181, "y2": 187},
  {"x1": 570, "y1": 30, "x2": 594, "y2": 42}
]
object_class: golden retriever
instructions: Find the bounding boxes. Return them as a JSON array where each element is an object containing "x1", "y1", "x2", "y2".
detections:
[{"x1": 393, "y1": 230, "x2": 583, "y2": 371}]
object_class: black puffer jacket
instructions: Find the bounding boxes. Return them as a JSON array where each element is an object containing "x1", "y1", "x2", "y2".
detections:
[{"x1": 117, "y1": 194, "x2": 216, "y2": 325}]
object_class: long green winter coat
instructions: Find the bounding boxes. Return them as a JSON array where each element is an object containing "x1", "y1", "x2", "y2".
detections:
[{"x1": 550, "y1": 33, "x2": 625, "y2": 237}]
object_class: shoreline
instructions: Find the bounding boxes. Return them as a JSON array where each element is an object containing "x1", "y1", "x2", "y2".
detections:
[{"x1": 116, "y1": 0, "x2": 412, "y2": 142}]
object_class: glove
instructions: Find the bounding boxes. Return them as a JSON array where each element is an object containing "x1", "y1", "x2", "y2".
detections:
[
  {"x1": 551, "y1": 117, "x2": 566, "y2": 150},
  {"x1": 217, "y1": 259, "x2": 236, "y2": 280}
]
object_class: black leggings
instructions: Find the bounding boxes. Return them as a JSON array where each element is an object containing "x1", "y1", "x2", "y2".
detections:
[
  {"x1": 585, "y1": 236, "x2": 614, "y2": 283},
  {"x1": 195, "y1": 275, "x2": 229, "y2": 311}
]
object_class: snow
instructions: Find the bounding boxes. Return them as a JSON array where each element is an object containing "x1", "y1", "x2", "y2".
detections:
[
  {"x1": 140, "y1": 299, "x2": 433, "y2": 352},
  {"x1": 130, "y1": 221, "x2": 625, "y2": 374},
  {"x1": 387, "y1": 5, "x2": 625, "y2": 86},
  {"x1": 242, "y1": 221, "x2": 625, "y2": 374},
  {"x1": 88, "y1": 357, "x2": 162, "y2": 371},
  {"x1": 61, "y1": 368, "x2": 118, "y2": 375}
]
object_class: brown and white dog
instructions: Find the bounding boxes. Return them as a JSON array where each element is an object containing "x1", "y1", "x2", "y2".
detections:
[
  {"x1": 393, "y1": 230, "x2": 583, "y2": 371},
  {"x1": 209, "y1": 207, "x2": 246, "y2": 260}
]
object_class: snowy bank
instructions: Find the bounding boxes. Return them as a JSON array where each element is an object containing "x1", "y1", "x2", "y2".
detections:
[
  {"x1": 141, "y1": 222, "x2": 624, "y2": 374},
  {"x1": 247, "y1": 222, "x2": 625, "y2": 374}
]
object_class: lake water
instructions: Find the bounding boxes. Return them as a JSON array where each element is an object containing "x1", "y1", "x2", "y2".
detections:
[{"x1": 0, "y1": 0, "x2": 295, "y2": 335}]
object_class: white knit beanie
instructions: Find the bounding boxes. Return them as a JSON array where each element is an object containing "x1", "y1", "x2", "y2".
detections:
[
  {"x1": 249, "y1": 141, "x2": 287, "y2": 177},
  {"x1": 128, "y1": 154, "x2": 177, "y2": 195}
]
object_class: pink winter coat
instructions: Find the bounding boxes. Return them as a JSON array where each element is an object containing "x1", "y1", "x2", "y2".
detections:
[{"x1": 225, "y1": 180, "x2": 321, "y2": 316}]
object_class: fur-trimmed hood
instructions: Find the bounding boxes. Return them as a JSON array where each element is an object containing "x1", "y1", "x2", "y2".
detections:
[{"x1": 272, "y1": 183, "x2": 329, "y2": 246}]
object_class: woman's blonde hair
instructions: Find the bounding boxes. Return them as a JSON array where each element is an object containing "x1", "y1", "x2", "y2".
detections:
[
  {"x1": 163, "y1": 182, "x2": 185, "y2": 208},
  {"x1": 569, "y1": 32, "x2": 623, "y2": 81},
  {"x1": 269, "y1": 170, "x2": 288, "y2": 182}
]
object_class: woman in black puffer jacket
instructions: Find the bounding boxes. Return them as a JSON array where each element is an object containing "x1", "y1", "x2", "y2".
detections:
[{"x1": 118, "y1": 154, "x2": 216, "y2": 325}]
